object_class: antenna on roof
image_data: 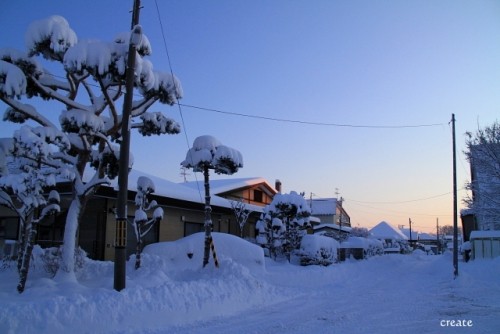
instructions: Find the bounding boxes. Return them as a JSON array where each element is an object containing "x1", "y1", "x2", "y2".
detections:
[{"x1": 180, "y1": 166, "x2": 190, "y2": 182}]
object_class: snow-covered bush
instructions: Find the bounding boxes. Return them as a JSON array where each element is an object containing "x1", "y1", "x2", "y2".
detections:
[
  {"x1": 132, "y1": 176, "x2": 164, "y2": 269},
  {"x1": 39, "y1": 246, "x2": 87, "y2": 277},
  {"x1": 256, "y1": 191, "x2": 311, "y2": 262},
  {"x1": 366, "y1": 238, "x2": 384, "y2": 257},
  {"x1": 296, "y1": 234, "x2": 339, "y2": 266},
  {"x1": 340, "y1": 237, "x2": 384, "y2": 260}
]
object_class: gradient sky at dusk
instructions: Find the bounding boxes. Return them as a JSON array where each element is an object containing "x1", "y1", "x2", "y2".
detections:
[{"x1": 2, "y1": 0, "x2": 500, "y2": 233}]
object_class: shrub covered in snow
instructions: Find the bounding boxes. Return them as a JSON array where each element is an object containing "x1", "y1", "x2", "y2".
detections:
[
  {"x1": 296, "y1": 234, "x2": 339, "y2": 266},
  {"x1": 37, "y1": 246, "x2": 87, "y2": 277},
  {"x1": 256, "y1": 191, "x2": 311, "y2": 261},
  {"x1": 340, "y1": 237, "x2": 384, "y2": 260}
]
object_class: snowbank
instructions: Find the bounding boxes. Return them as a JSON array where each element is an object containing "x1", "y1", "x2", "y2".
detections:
[
  {"x1": 1, "y1": 237, "x2": 500, "y2": 334},
  {"x1": 0, "y1": 234, "x2": 280, "y2": 334},
  {"x1": 143, "y1": 232, "x2": 265, "y2": 271}
]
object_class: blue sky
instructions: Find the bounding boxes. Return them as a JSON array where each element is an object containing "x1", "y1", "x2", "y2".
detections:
[{"x1": 2, "y1": 0, "x2": 500, "y2": 233}]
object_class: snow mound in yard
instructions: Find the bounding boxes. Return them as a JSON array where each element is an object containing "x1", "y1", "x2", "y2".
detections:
[{"x1": 143, "y1": 232, "x2": 266, "y2": 272}]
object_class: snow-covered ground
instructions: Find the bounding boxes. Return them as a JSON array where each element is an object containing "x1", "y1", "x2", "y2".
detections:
[{"x1": 1, "y1": 233, "x2": 499, "y2": 334}]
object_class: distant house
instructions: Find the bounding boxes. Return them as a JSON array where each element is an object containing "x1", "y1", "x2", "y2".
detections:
[
  {"x1": 0, "y1": 170, "x2": 278, "y2": 261},
  {"x1": 369, "y1": 221, "x2": 408, "y2": 253},
  {"x1": 399, "y1": 227, "x2": 419, "y2": 243},
  {"x1": 414, "y1": 232, "x2": 440, "y2": 254},
  {"x1": 306, "y1": 197, "x2": 351, "y2": 239}
]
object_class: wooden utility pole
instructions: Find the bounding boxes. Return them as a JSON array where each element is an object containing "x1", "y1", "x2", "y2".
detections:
[
  {"x1": 409, "y1": 218, "x2": 413, "y2": 243},
  {"x1": 436, "y1": 218, "x2": 440, "y2": 254},
  {"x1": 452, "y1": 114, "x2": 459, "y2": 278},
  {"x1": 114, "y1": 0, "x2": 141, "y2": 291}
]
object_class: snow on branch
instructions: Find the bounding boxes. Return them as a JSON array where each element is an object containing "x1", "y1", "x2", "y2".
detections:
[
  {"x1": 60, "y1": 109, "x2": 105, "y2": 134},
  {"x1": 0, "y1": 60, "x2": 27, "y2": 98},
  {"x1": 114, "y1": 27, "x2": 152, "y2": 57},
  {"x1": 135, "y1": 112, "x2": 181, "y2": 136},
  {"x1": 181, "y1": 135, "x2": 243, "y2": 175},
  {"x1": 64, "y1": 40, "x2": 114, "y2": 76},
  {"x1": 26, "y1": 15, "x2": 77, "y2": 60}
]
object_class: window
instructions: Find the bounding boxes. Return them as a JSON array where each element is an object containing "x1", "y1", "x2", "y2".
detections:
[
  {"x1": 0, "y1": 217, "x2": 19, "y2": 240},
  {"x1": 253, "y1": 190, "x2": 263, "y2": 203}
]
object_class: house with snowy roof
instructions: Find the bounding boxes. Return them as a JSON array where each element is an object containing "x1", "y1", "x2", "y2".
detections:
[
  {"x1": 0, "y1": 170, "x2": 278, "y2": 261},
  {"x1": 369, "y1": 221, "x2": 409, "y2": 253},
  {"x1": 306, "y1": 198, "x2": 351, "y2": 239}
]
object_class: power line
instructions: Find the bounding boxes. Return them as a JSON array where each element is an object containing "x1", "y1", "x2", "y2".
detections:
[
  {"x1": 180, "y1": 103, "x2": 445, "y2": 129},
  {"x1": 345, "y1": 191, "x2": 455, "y2": 205},
  {"x1": 153, "y1": 0, "x2": 203, "y2": 201},
  {"x1": 33, "y1": 71, "x2": 445, "y2": 130}
]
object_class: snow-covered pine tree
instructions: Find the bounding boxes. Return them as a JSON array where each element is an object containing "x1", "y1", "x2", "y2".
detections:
[
  {"x1": 16, "y1": 190, "x2": 60, "y2": 293},
  {"x1": 257, "y1": 191, "x2": 311, "y2": 261},
  {"x1": 133, "y1": 176, "x2": 163, "y2": 270},
  {"x1": 181, "y1": 135, "x2": 243, "y2": 267},
  {"x1": 0, "y1": 15, "x2": 182, "y2": 281},
  {"x1": 0, "y1": 135, "x2": 62, "y2": 292}
]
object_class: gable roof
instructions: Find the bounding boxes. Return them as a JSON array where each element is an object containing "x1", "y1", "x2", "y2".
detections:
[
  {"x1": 96, "y1": 169, "x2": 264, "y2": 212},
  {"x1": 307, "y1": 198, "x2": 337, "y2": 215},
  {"x1": 370, "y1": 221, "x2": 408, "y2": 240},
  {"x1": 180, "y1": 177, "x2": 278, "y2": 197}
]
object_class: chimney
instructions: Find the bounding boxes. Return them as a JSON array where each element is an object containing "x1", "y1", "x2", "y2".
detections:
[{"x1": 275, "y1": 179, "x2": 282, "y2": 193}]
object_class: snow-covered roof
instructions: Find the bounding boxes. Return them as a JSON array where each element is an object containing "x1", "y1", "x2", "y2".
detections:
[
  {"x1": 181, "y1": 177, "x2": 277, "y2": 196},
  {"x1": 99, "y1": 169, "x2": 264, "y2": 212},
  {"x1": 369, "y1": 221, "x2": 408, "y2": 240},
  {"x1": 399, "y1": 227, "x2": 418, "y2": 240},
  {"x1": 307, "y1": 198, "x2": 337, "y2": 215},
  {"x1": 313, "y1": 223, "x2": 352, "y2": 233},
  {"x1": 470, "y1": 230, "x2": 500, "y2": 239},
  {"x1": 417, "y1": 233, "x2": 436, "y2": 240}
]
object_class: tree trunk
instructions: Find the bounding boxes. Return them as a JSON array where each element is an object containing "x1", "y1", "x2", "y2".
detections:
[
  {"x1": 202, "y1": 165, "x2": 212, "y2": 268},
  {"x1": 16, "y1": 214, "x2": 30, "y2": 274},
  {"x1": 17, "y1": 221, "x2": 37, "y2": 293},
  {"x1": 55, "y1": 196, "x2": 81, "y2": 281},
  {"x1": 135, "y1": 222, "x2": 143, "y2": 270}
]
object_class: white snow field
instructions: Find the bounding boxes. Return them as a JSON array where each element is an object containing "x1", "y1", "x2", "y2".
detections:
[{"x1": 1, "y1": 233, "x2": 499, "y2": 334}]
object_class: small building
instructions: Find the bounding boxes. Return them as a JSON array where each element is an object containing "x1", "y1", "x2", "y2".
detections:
[
  {"x1": 470, "y1": 230, "x2": 500, "y2": 260},
  {"x1": 307, "y1": 197, "x2": 351, "y2": 240}
]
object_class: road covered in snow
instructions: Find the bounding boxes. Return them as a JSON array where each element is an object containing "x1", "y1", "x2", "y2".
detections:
[
  {"x1": 165, "y1": 253, "x2": 500, "y2": 334},
  {"x1": 1, "y1": 233, "x2": 499, "y2": 334}
]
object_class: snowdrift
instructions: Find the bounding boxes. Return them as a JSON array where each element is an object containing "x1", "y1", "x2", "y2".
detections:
[{"x1": 143, "y1": 232, "x2": 265, "y2": 272}]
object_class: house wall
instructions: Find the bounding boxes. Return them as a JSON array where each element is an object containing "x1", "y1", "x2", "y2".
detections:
[
  {"x1": 472, "y1": 238, "x2": 500, "y2": 259},
  {"x1": 230, "y1": 187, "x2": 273, "y2": 206},
  {"x1": 1, "y1": 183, "x2": 263, "y2": 262},
  {"x1": 101, "y1": 199, "x2": 256, "y2": 261}
]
